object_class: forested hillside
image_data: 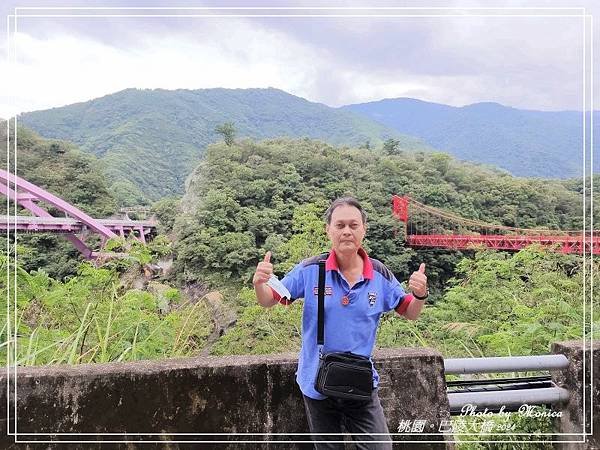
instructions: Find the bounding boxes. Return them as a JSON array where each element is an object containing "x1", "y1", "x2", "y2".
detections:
[
  {"x1": 344, "y1": 98, "x2": 600, "y2": 178},
  {"x1": 19, "y1": 88, "x2": 428, "y2": 203},
  {"x1": 172, "y1": 137, "x2": 595, "y2": 289}
]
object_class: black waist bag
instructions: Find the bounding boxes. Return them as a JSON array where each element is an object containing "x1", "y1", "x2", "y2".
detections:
[
  {"x1": 316, "y1": 351, "x2": 373, "y2": 400},
  {"x1": 314, "y1": 259, "x2": 374, "y2": 401}
]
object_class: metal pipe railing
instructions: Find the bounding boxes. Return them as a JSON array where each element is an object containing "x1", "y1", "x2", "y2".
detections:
[
  {"x1": 448, "y1": 387, "x2": 570, "y2": 410},
  {"x1": 444, "y1": 354, "x2": 569, "y2": 374}
]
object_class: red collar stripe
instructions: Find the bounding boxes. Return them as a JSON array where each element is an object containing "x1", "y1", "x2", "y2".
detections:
[{"x1": 325, "y1": 248, "x2": 374, "y2": 280}]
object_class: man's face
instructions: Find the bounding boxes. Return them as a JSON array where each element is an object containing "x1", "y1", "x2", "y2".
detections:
[{"x1": 326, "y1": 205, "x2": 366, "y2": 255}]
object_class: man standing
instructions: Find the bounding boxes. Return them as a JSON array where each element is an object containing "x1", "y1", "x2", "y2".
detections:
[{"x1": 253, "y1": 197, "x2": 428, "y2": 449}]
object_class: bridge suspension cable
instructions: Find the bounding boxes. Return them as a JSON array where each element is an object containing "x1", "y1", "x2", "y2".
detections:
[{"x1": 392, "y1": 195, "x2": 599, "y2": 254}]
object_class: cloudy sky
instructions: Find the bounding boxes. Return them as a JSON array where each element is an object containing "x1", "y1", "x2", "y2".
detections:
[{"x1": 1, "y1": 0, "x2": 598, "y2": 118}]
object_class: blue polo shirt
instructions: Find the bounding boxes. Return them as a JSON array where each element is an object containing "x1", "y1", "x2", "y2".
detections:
[{"x1": 271, "y1": 248, "x2": 414, "y2": 400}]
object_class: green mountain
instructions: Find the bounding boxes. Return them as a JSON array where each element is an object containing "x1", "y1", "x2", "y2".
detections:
[
  {"x1": 19, "y1": 88, "x2": 428, "y2": 203},
  {"x1": 343, "y1": 98, "x2": 600, "y2": 178}
]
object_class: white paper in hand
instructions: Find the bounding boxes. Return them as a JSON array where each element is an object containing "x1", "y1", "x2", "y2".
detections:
[{"x1": 267, "y1": 275, "x2": 291, "y2": 300}]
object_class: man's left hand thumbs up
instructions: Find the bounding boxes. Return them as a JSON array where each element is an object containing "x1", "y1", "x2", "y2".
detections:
[{"x1": 409, "y1": 263, "x2": 428, "y2": 299}]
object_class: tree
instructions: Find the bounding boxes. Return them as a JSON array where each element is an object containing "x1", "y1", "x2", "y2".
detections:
[
  {"x1": 276, "y1": 201, "x2": 330, "y2": 274},
  {"x1": 382, "y1": 138, "x2": 401, "y2": 155},
  {"x1": 430, "y1": 152, "x2": 452, "y2": 176},
  {"x1": 151, "y1": 196, "x2": 181, "y2": 234},
  {"x1": 215, "y1": 122, "x2": 236, "y2": 146}
]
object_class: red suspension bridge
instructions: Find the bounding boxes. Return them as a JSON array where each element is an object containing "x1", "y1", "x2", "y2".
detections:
[{"x1": 392, "y1": 195, "x2": 600, "y2": 255}]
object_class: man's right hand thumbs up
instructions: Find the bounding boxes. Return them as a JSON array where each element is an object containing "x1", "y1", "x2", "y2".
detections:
[{"x1": 253, "y1": 251, "x2": 274, "y2": 286}]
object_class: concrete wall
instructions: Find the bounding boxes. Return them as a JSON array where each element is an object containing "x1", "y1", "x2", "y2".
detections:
[
  {"x1": 552, "y1": 340, "x2": 600, "y2": 450},
  {"x1": 0, "y1": 348, "x2": 452, "y2": 449}
]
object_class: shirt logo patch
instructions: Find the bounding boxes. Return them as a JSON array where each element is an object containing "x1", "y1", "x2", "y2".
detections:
[
  {"x1": 368, "y1": 292, "x2": 377, "y2": 307},
  {"x1": 313, "y1": 286, "x2": 333, "y2": 296}
]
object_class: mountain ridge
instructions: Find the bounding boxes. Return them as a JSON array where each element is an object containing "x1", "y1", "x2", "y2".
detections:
[
  {"x1": 342, "y1": 96, "x2": 599, "y2": 178},
  {"x1": 19, "y1": 87, "x2": 597, "y2": 205},
  {"x1": 20, "y1": 87, "x2": 428, "y2": 203}
]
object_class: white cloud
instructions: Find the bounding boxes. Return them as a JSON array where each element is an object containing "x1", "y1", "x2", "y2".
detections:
[
  {"x1": 0, "y1": 19, "x2": 326, "y2": 118},
  {"x1": 0, "y1": 8, "x2": 595, "y2": 118}
]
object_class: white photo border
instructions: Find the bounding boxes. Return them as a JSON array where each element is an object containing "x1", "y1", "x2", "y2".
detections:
[{"x1": 5, "y1": 5, "x2": 595, "y2": 445}]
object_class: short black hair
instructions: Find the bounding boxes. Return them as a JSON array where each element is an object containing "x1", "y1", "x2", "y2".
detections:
[{"x1": 324, "y1": 197, "x2": 367, "y2": 225}]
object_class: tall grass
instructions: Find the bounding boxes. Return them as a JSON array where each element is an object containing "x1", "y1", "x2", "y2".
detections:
[{"x1": 0, "y1": 256, "x2": 212, "y2": 366}]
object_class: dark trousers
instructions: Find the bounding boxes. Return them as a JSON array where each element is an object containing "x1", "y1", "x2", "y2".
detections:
[{"x1": 302, "y1": 389, "x2": 393, "y2": 450}]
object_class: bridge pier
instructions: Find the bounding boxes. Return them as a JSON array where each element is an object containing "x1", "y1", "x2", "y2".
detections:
[{"x1": 551, "y1": 340, "x2": 600, "y2": 450}]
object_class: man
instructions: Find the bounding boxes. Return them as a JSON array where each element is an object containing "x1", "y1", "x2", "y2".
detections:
[{"x1": 253, "y1": 197, "x2": 428, "y2": 449}]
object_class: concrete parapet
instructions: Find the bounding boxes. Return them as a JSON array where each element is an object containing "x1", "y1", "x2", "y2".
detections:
[{"x1": 0, "y1": 348, "x2": 452, "y2": 449}]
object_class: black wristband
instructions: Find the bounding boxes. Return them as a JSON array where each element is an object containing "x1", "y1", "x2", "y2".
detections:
[{"x1": 413, "y1": 290, "x2": 429, "y2": 300}]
